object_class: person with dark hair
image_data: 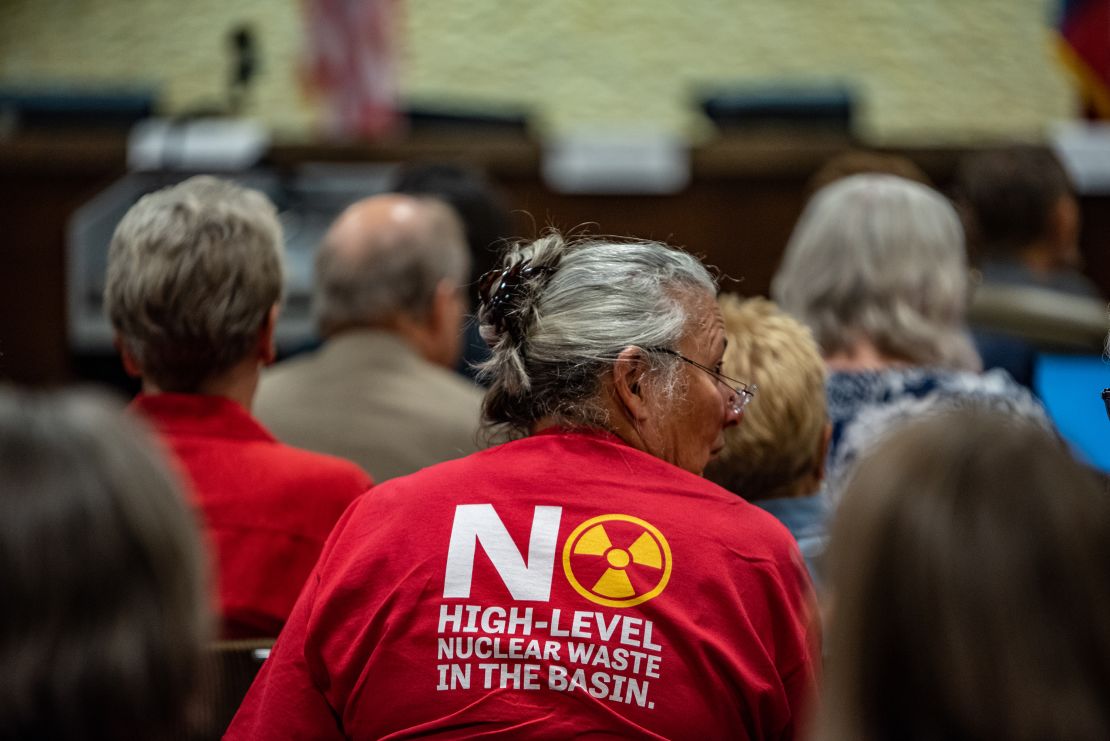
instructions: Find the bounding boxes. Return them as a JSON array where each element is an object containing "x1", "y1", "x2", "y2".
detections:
[
  {"x1": 0, "y1": 387, "x2": 210, "y2": 741},
  {"x1": 389, "y1": 162, "x2": 515, "y2": 382},
  {"x1": 806, "y1": 149, "x2": 933, "y2": 197},
  {"x1": 104, "y1": 175, "x2": 372, "y2": 639},
  {"x1": 956, "y1": 145, "x2": 1092, "y2": 292},
  {"x1": 228, "y1": 233, "x2": 818, "y2": 739},
  {"x1": 954, "y1": 145, "x2": 1103, "y2": 387},
  {"x1": 389, "y1": 163, "x2": 511, "y2": 290},
  {"x1": 818, "y1": 407, "x2": 1110, "y2": 741}
]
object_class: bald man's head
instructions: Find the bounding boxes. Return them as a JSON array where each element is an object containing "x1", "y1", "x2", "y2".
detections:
[{"x1": 314, "y1": 194, "x2": 469, "y2": 337}]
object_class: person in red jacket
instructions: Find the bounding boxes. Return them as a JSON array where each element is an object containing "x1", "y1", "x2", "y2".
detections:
[
  {"x1": 103, "y1": 176, "x2": 371, "y2": 639},
  {"x1": 228, "y1": 232, "x2": 819, "y2": 739}
]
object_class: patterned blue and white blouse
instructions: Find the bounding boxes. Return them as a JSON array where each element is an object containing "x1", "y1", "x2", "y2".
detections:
[{"x1": 824, "y1": 366, "x2": 1051, "y2": 505}]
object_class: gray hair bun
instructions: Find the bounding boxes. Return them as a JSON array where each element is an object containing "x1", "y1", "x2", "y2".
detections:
[{"x1": 476, "y1": 232, "x2": 716, "y2": 440}]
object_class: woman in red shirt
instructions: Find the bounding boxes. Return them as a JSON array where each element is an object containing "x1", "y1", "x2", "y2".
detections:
[{"x1": 228, "y1": 232, "x2": 819, "y2": 740}]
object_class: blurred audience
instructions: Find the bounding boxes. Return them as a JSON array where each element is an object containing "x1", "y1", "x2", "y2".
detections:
[
  {"x1": 954, "y1": 145, "x2": 1103, "y2": 386},
  {"x1": 806, "y1": 149, "x2": 932, "y2": 197},
  {"x1": 104, "y1": 176, "x2": 371, "y2": 639},
  {"x1": 389, "y1": 162, "x2": 515, "y2": 382},
  {"x1": 254, "y1": 193, "x2": 485, "y2": 482},
  {"x1": 818, "y1": 408, "x2": 1110, "y2": 741},
  {"x1": 771, "y1": 174, "x2": 1044, "y2": 502},
  {"x1": 0, "y1": 387, "x2": 209, "y2": 741},
  {"x1": 956, "y1": 145, "x2": 1095, "y2": 296},
  {"x1": 705, "y1": 295, "x2": 830, "y2": 588},
  {"x1": 229, "y1": 233, "x2": 817, "y2": 739}
]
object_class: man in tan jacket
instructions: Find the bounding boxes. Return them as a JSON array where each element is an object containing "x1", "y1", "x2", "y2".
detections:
[{"x1": 255, "y1": 194, "x2": 485, "y2": 482}]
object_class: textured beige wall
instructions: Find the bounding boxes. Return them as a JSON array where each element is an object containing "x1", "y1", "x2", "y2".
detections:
[
  {"x1": 0, "y1": 0, "x2": 314, "y2": 133},
  {"x1": 0, "y1": 0, "x2": 1076, "y2": 143}
]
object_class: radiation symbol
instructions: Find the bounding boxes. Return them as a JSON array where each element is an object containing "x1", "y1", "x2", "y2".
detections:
[{"x1": 562, "y1": 514, "x2": 672, "y2": 608}]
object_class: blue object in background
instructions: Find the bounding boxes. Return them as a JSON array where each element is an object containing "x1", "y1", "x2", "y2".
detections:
[{"x1": 1034, "y1": 354, "x2": 1110, "y2": 473}]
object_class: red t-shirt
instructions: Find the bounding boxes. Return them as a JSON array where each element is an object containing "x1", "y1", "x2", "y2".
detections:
[
  {"x1": 131, "y1": 393, "x2": 372, "y2": 638},
  {"x1": 228, "y1": 428, "x2": 818, "y2": 739}
]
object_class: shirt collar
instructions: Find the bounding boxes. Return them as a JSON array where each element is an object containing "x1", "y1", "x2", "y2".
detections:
[
  {"x1": 321, "y1": 329, "x2": 422, "y2": 369},
  {"x1": 130, "y1": 392, "x2": 276, "y2": 442},
  {"x1": 531, "y1": 424, "x2": 629, "y2": 448}
]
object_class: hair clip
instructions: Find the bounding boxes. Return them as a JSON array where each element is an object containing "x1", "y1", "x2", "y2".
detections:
[{"x1": 479, "y1": 259, "x2": 556, "y2": 344}]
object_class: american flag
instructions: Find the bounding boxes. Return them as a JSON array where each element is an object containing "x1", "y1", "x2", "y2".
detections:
[
  {"x1": 301, "y1": 0, "x2": 400, "y2": 138},
  {"x1": 1057, "y1": 0, "x2": 1110, "y2": 117}
]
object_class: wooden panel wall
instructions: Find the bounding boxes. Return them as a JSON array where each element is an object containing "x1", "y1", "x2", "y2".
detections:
[{"x1": 2, "y1": 132, "x2": 1104, "y2": 388}]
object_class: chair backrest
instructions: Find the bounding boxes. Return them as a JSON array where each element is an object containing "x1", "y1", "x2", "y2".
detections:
[
  {"x1": 968, "y1": 283, "x2": 1106, "y2": 351},
  {"x1": 177, "y1": 638, "x2": 274, "y2": 740}
]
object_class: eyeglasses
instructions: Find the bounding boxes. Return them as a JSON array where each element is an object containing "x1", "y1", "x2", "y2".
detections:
[
  {"x1": 1102, "y1": 388, "x2": 1110, "y2": 422},
  {"x1": 644, "y1": 346, "x2": 756, "y2": 414}
]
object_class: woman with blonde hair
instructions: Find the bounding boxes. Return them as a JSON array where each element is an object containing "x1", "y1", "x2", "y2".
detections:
[{"x1": 705, "y1": 295, "x2": 830, "y2": 587}]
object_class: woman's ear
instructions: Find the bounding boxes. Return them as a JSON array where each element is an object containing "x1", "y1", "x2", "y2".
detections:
[{"x1": 613, "y1": 347, "x2": 651, "y2": 422}]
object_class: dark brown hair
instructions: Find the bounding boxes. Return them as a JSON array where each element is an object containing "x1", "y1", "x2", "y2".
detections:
[
  {"x1": 0, "y1": 387, "x2": 210, "y2": 741},
  {"x1": 389, "y1": 162, "x2": 513, "y2": 305},
  {"x1": 806, "y1": 149, "x2": 933, "y2": 197},
  {"x1": 954, "y1": 145, "x2": 1073, "y2": 258},
  {"x1": 819, "y1": 407, "x2": 1110, "y2": 741}
]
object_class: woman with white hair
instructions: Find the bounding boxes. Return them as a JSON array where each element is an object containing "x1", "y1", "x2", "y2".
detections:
[
  {"x1": 772, "y1": 174, "x2": 1046, "y2": 501},
  {"x1": 229, "y1": 233, "x2": 818, "y2": 740}
]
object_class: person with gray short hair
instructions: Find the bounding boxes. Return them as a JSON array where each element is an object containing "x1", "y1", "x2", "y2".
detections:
[
  {"x1": 254, "y1": 193, "x2": 485, "y2": 481},
  {"x1": 106, "y1": 176, "x2": 284, "y2": 393},
  {"x1": 230, "y1": 232, "x2": 818, "y2": 740},
  {"x1": 104, "y1": 175, "x2": 371, "y2": 639},
  {"x1": 772, "y1": 174, "x2": 1045, "y2": 506},
  {"x1": 773, "y1": 173, "x2": 980, "y2": 372}
]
